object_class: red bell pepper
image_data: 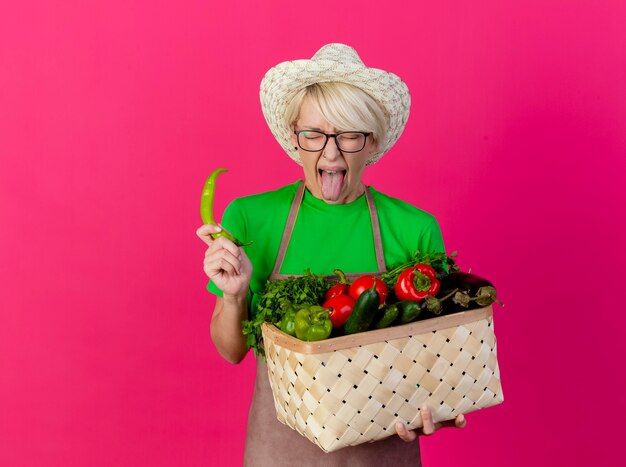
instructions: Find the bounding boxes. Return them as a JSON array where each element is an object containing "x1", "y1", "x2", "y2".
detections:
[{"x1": 394, "y1": 264, "x2": 441, "y2": 301}]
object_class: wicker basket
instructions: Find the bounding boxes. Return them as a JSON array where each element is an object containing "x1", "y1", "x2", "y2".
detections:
[{"x1": 261, "y1": 305, "x2": 503, "y2": 453}]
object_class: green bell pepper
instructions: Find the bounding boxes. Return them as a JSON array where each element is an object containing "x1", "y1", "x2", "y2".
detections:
[
  {"x1": 294, "y1": 305, "x2": 332, "y2": 342},
  {"x1": 278, "y1": 302, "x2": 298, "y2": 337}
]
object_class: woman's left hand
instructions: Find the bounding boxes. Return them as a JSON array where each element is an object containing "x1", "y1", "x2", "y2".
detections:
[{"x1": 395, "y1": 406, "x2": 466, "y2": 441}]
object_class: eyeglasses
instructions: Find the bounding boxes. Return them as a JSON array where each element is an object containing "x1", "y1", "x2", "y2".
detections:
[{"x1": 294, "y1": 130, "x2": 371, "y2": 153}]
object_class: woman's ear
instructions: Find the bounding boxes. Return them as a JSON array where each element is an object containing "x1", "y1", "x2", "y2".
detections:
[
  {"x1": 368, "y1": 137, "x2": 379, "y2": 155},
  {"x1": 290, "y1": 130, "x2": 297, "y2": 150}
]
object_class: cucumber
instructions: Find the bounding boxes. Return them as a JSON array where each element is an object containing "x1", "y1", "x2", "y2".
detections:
[
  {"x1": 374, "y1": 303, "x2": 399, "y2": 329},
  {"x1": 343, "y1": 282, "x2": 380, "y2": 334},
  {"x1": 398, "y1": 300, "x2": 422, "y2": 324}
]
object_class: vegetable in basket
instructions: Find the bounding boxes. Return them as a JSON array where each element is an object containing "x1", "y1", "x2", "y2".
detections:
[
  {"x1": 380, "y1": 251, "x2": 459, "y2": 291},
  {"x1": 242, "y1": 271, "x2": 331, "y2": 356},
  {"x1": 325, "y1": 269, "x2": 350, "y2": 301},
  {"x1": 394, "y1": 263, "x2": 440, "y2": 302},
  {"x1": 349, "y1": 275, "x2": 388, "y2": 305},
  {"x1": 438, "y1": 272, "x2": 503, "y2": 314},
  {"x1": 343, "y1": 280, "x2": 381, "y2": 334},
  {"x1": 323, "y1": 293, "x2": 355, "y2": 329},
  {"x1": 373, "y1": 303, "x2": 400, "y2": 329},
  {"x1": 397, "y1": 300, "x2": 422, "y2": 324},
  {"x1": 294, "y1": 306, "x2": 333, "y2": 341},
  {"x1": 278, "y1": 302, "x2": 298, "y2": 337},
  {"x1": 397, "y1": 289, "x2": 459, "y2": 324}
]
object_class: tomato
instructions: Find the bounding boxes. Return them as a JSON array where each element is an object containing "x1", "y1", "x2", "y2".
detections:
[
  {"x1": 349, "y1": 275, "x2": 388, "y2": 305},
  {"x1": 323, "y1": 294, "x2": 355, "y2": 329},
  {"x1": 325, "y1": 283, "x2": 349, "y2": 301}
]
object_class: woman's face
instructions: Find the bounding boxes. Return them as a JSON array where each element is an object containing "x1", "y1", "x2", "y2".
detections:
[{"x1": 291, "y1": 97, "x2": 377, "y2": 205}]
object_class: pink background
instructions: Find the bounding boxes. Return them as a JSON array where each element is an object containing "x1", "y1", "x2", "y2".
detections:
[{"x1": 1, "y1": 1, "x2": 625, "y2": 466}]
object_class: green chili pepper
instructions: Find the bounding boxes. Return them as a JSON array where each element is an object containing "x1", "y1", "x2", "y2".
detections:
[
  {"x1": 294, "y1": 305, "x2": 332, "y2": 342},
  {"x1": 200, "y1": 168, "x2": 252, "y2": 247}
]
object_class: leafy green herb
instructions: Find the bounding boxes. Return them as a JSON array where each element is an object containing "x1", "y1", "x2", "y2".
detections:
[{"x1": 242, "y1": 270, "x2": 331, "y2": 358}]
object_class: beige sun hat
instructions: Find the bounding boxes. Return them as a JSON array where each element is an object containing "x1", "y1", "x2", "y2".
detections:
[{"x1": 260, "y1": 43, "x2": 411, "y2": 166}]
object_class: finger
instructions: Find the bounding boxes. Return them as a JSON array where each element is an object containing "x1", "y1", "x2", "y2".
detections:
[
  {"x1": 455, "y1": 414, "x2": 467, "y2": 428},
  {"x1": 205, "y1": 256, "x2": 238, "y2": 278},
  {"x1": 196, "y1": 224, "x2": 223, "y2": 246},
  {"x1": 210, "y1": 235, "x2": 242, "y2": 257},
  {"x1": 395, "y1": 422, "x2": 418, "y2": 442},
  {"x1": 196, "y1": 223, "x2": 223, "y2": 236},
  {"x1": 205, "y1": 249, "x2": 242, "y2": 276},
  {"x1": 421, "y1": 406, "x2": 435, "y2": 435},
  {"x1": 430, "y1": 414, "x2": 466, "y2": 431}
]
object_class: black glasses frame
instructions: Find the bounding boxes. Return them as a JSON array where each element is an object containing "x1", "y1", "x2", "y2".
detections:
[{"x1": 294, "y1": 130, "x2": 371, "y2": 153}]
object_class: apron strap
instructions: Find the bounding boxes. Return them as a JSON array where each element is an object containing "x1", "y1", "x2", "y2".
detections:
[
  {"x1": 365, "y1": 186, "x2": 386, "y2": 274},
  {"x1": 270, "y1": 181, "x2": 306, "y2": 277},
  {"x1": 270, "y1": 182, "x2": 385, "y2": 280}
]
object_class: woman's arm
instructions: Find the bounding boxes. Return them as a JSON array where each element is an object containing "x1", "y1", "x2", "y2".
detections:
[
  {"x1": 210, "y1": 296, "x2": 249, "y2": 364},
  {"x1": 197, "y1": 224, "x2": 253, "y2": 364}
]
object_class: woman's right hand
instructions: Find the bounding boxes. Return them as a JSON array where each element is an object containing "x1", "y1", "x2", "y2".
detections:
[{"x1": 196, "y1": 224, "x2": 252, "y2": 298}]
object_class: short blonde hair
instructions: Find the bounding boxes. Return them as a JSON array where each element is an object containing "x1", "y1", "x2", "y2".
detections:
[{"x1": 285, "y1": 82, "x2": 389, "y2": 149}]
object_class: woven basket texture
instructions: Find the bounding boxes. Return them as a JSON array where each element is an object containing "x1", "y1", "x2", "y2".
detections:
[{"x1": 262, "y1": 305, "x2": 503, "y2": 453}]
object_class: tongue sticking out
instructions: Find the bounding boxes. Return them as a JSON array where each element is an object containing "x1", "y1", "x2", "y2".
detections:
[{"x1": 320, "y1": 171, "x2": 345, "y2": 201}]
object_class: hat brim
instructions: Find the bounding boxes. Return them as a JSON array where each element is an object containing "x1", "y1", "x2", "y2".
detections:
[{"x1": 260, "y1": 57, "x2": 411, "y2": 166}]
